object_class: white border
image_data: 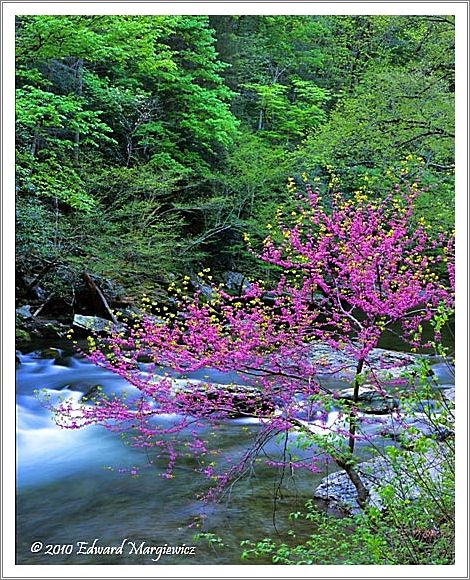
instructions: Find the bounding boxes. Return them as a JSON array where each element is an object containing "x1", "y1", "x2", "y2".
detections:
[
  {"x1": 2, "y1": 2, "x2": 468, "y2": 579},
  {"x1": 2, "y1": 1, "x2": 469, "y2": 16}
]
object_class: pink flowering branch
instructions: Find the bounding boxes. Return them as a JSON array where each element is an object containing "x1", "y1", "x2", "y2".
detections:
[{"x1": 52, "y1": 182, "x2": 454, "y2": 507}]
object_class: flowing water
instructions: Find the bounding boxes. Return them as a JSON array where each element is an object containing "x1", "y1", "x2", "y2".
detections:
[{"x1": 15, "y1": 343, "x2": 454, "y2": 565}]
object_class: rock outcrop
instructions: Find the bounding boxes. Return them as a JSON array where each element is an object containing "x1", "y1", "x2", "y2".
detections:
[{"x1": 314, "y1": 450, "x2": 446, "y2": 514}]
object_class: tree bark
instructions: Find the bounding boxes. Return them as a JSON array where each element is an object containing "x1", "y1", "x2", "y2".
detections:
[
  {"x1": 343, "y1": 356, "x2": 370, "y2": 508},
  {"x1": 335, "y1": 457, "x2": 370, "y2": 509},
  {"x1": 288, "y1": 413, "x2": 370, "y2": 509},
  {"x1": 348, "y1": 357, "x2": 364, "y2": 453}
]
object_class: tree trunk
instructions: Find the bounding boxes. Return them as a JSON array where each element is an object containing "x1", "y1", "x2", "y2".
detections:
[
  {"x1": 341, "y1": 356, "x2": 369, "y2": 508},
  {"x1": 348, "y1": 357, "x2": 365, "y2": 453},
  {"x1": 335, "y1": 457, "x2": 370, "y2": 509},
  {"x1": 30, "y1": 128, "x2": 40, "y2": 157},
  {"x1": 32, "y1": 293, "x2": 54, "y2": 317}
]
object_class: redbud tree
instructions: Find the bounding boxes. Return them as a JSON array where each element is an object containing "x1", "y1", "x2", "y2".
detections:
[{"x1": 54, "y1": 182, "x2": 454, "y2": 507}]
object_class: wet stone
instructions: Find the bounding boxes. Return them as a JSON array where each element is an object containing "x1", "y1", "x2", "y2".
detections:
[{"x1": 337, "y1": 386, "x2": 399, "y2": 414}]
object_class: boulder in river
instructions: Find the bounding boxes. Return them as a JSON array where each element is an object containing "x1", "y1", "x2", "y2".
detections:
[
  {"x1": 374, "y1": 409, "x2": 454, "y2": 445},
  {"x1": 337, "y1": 385, "x2": 400, "y2": 414},
  {"x1": 30, "y1": 347, "x2": 71, "y2": 366},
  {"x1": 33, "y1": 347, "x2": 62, "y2": 360},
  {"x1": 440, "y1": 386, "x2": 455, "y2": 402},
  {"x1": 314, "y1": 450, "x2": 445, "y2": 514},
  {"x1": 310, "y1": 344, "x2": 419, "y2": 382},
  {"x1": 173, "y1": 382, "x2": 274, "y2": 419}
]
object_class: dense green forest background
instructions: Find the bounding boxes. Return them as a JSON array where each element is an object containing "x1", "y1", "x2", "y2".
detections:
[{"x1": 16, "y1": 15, "x2": 454, "y2": 316}]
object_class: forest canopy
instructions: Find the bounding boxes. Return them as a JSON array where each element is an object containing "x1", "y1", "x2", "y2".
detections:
[{"x1": 15, "y1": 15, "x2": 455, "y2": 309}]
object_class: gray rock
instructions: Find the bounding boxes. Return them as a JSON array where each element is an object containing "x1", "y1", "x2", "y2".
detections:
[
  {"x1": 430, "y1": 362, "x2": 455, "y2": 384},
  {"x1": 411, "y1": 399, "x2": 441, "y2": 414},
  {"x1": 16, "y1": 305, "x2": 33, "y2": 319},
  {"x1": 172, "y1": 381, "x2": 274, "y2": 418},
  {"x1": 43, "y1": 322, "x2": 67, "y2": 338},
  {"x1": 81, "y1": 385, "x2": 102, "y2": 400},
  {"x1": 441, "y1": 386, "x2": 455, "y2": 402},
  {"x1": 33, "y1": 347, "x2": 63, "y2": 360},
  {"x1": 337, "y1": 385, "x2": 399, "y2": 414},
  {"x1": 361, "y1": 408, "x2": 454, "y2": 443},
  {"x1": 309, "y1": 344, "x2": 419, "y2": 383},
  {"x1": 73, "y1": 314, "x2": 124, "y2": 334},
  {"x1": 314, "y1": 451, "x2": 444, "y2": 514},
  {"x1": 190, "y1": 280, "x2": 214, "y2": 301},
  {"x1": 222, "y1": 271, "x2": 251, "y2": 295},
  {"x1": 21, "y1": 315, "x2": 69, "y2": 339},
  {"x1": 30, "y1": 285, "x2": 48, "y2": 300}
]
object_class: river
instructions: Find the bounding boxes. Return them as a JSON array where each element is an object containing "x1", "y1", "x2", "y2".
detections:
[{"x1": 15, "y1": 341, "x2": 454, "y2": 565}]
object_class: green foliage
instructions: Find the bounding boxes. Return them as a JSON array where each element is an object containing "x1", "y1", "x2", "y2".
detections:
[
  {"x1": 240, "y1": 436, "x2": 454, "y2": 565},
  {"x1": 16, "y1": 327, "x2": 31, "y2": 342},
  {"x1": 296, "y1": 15, "x2": 454, "y2": 232},
  {"x1": 193, "y1": 532, "x2": 226, "y2": 549},
  {"x1": 242, "y1": 80, "x2": 328, "y2": 144},
  {"x1": 16, "y1": 15, "x2": 454, "y2": 305},
  {"x1": 15, "y1": 15, "x2": 240, "y2": 301},
  {"x1": 240, "y1": 506, "x2": 370, "y2": 565},
  {"x1": 238, "y1": 350, "x2": 454, "y2": 565}
]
